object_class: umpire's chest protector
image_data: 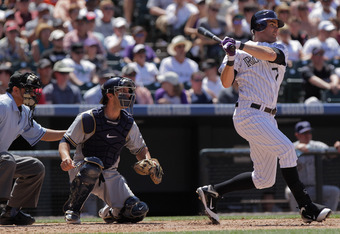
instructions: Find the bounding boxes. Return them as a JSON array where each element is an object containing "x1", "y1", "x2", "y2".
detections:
[{"x1": 81, "y1": 108, "x2": 134, "y2": 169}]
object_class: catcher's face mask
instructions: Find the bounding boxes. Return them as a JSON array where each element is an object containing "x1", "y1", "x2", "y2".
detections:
[{"x1": 114, "y1": 85, "x2": 136, "y2": 109}]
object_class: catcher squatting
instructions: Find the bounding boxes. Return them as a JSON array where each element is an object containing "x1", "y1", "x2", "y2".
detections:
[{"x1": 58, "y1": 76, "x2": 163, "y2": 224}]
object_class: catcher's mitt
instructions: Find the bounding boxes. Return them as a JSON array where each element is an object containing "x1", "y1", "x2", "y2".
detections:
[{"x1": 133, "y1": 158, "x2": 163, "y2": 184}]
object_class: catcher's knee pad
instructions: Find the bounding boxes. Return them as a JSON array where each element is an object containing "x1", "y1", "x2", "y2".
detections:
[
  {"x1": 79, "y1": 157, "x2": 104, "y2": 184},
  {"x1": 120, "y1": 196, "x2": 149, "y2": 223},
  {"x1": 63, "y1": 157, "x2": 103, "y2": 212}
]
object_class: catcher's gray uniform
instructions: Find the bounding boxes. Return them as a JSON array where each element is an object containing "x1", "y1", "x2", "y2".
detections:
[{"x1": 63, "y1": 108, "x2": 147, "y2": 216}]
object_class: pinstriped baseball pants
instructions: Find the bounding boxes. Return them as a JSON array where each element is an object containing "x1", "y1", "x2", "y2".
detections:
[{"x1": 233, "y1": 105, "x2": 298, "y2": 189}]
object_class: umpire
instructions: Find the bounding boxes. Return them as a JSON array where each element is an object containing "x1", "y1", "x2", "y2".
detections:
[{"x1": 0, "y1": 72, "x2": 66, "y2": 225}]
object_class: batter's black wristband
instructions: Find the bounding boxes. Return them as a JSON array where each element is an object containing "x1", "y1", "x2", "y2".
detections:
[
  {"x1": 226, "y1": 60, "x2": 234, "y2": 66},
  {"x1": 239, "y1": 43, "x2": 245, "y2": 50}
]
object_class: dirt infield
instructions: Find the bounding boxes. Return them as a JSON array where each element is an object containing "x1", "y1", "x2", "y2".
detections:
[{"x1": 1, "y1": 218, "x2": 340, "y2": 233}]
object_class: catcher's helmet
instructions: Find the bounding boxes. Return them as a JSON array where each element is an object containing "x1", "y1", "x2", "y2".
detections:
[
  {"x1": 251, "y1": 10, "x2": 284, "y2": 32},
  {"x1": 101, "y1": 76, "x2": 136, "y2": 108}
]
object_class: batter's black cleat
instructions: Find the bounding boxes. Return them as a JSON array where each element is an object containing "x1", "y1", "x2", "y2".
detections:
[
  {"x1": 196, "y1": 185, "x2": 220, "y2": 225},
  {"x1": 64, "y1": 210, "x2": 81, "y2": 224},
  {"x1": 0, "y1": 209, "x2": 35, "y2": 225},
  {"x1": 300, "y1": 203, "x2": 331, "y2": 223}
]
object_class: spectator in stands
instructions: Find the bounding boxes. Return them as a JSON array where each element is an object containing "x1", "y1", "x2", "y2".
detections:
[
  {"x1": 277, "y1": 25, "x2": 303, "y2": 65},
  {"x1": 196, "y1": 0, "x2": 227, "y2": 63},
  {"x1": 183, "y1": 0, "x2": 207, "y2": 63},
  {"x1": 162, "y1": 0, "x2": 198, "y2": 40},
  {"x1": 241, "y1": 3, "x2": 259, "y2": 35},
  {"x1": 83, "y1": 68, "x2": 114, "y2": 104},
  {"x1": 131, "y1": 44, "x2": 159, "y2": 91},
  {"x1": 93, "y1": 0, "x2": 115, "y2": 38},
  {"x1": 302, "y1": 20, "x2": 340, "y2": 61},
  {"x1": 225, "y1": 0, "x2": 257, "y2": 33},
  {"x1": 288, "y1": 17, "x2": 309, "y2": 47},
  {"x1": 309, "y1": 0, "x2": 337, "y2": 28},
  {"x1": 218, "y1": 81, "x2": 239, "y2": 104},
  {"x1": 147, "y1": 0, "x2": 174, "y2": 40},
  {"x1": 226, "y1": 14, "x2": 252, "y2": 45},
  {"x1": 187, "y1": 71, "x2": 214, "y2": 104},
  {"x1": 121, "y1": 63, "x2": 154, "y2": 104},
  {"x1": 201, "y1": 58, "x2": 224, "y2": 100},
  {"x1": 0, "y1": 62, "x2": 12, "y2": 94},
  {"x1": 159, "y1": 35, "x2": 199, "y2": 89},
  {"x1": 80, "y1": 0, "x2": 102, "y2": 19},
  {"x1": 285, "y1": 121, "x2": 340, "y2": 212},
  {"x1": 63, "y1": 11, "x2": 105, "y2": 56},
  {"x1": 300, "y1": 47, "x2": 340, "y2": 103},
  {"x1": 334, "y1": 140, "x2": 340, "y2": 152},
  {"x1": 155, "y1": 71, "x2": 188, "y2": 104},
  {"x1": 62, "y1": 3, "x2": 81, "y2": 32},
  {"x1": 41, "y1": 29, "x2": 67, "y2": 66},
  {"x1": 0, "y1": 21, "x2": 30, "y2": 64},
  {"x1": 62, "y1": 42, "x2": 98, "y2": 90},
  {"x1": 296, "y1": 2, "x2": 317, "y2": 39},
  {"x1": 14, "y1": 0, "x2": 35, "y2": 30},
  {"x1": 104, "y1": 17, "x2": 135, "y2": 59},
  {"x1": 31, "y1": 23, "x2": 53, "y2": 63},
  {"x1": 43, "y1": 60, "x2": 82, "y2": 104},
  {"x1": 53, "y1": 0, "x2": 86, "y2": 22},
  {"x1": 83, "y1": 37, "x2": 107, "y2": 72},
  {"x1": 0, "y1": 13, "x2": 5, "y2": 40},
  {"x1": 275, "y1": 2, "x2": 291, "y2": 25},
  {"x1": 24, "y1": 3, "x2": 53, "y2": 44},
  {"x1": 259, "y1": 191, "x2": 282, "y2": 212},
  {"x1": 123, "y1": 25, "x2": 160, "y2": 65},
  {"x1": 37, "y1": 58, "x2": 53, "y2": 87}
]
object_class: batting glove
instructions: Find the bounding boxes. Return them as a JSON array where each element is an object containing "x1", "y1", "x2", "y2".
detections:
[
  {"x1": 223, "y1": 42, "x2": 236, "y2": 58},
  {"x1": 221, "y1": 36, "x2": 244, "y2": 50}
]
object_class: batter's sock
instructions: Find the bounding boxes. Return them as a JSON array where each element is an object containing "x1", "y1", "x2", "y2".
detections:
[
  {"x1": 213, "y1": 172, "x2": 255, "y2": 196},
  {"x1": 281, "y1": 167, "x2": 312, "y2": 208}
]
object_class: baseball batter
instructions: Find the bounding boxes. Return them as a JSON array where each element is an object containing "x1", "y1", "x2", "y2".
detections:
[
  {"x1": 59, "y1": 76, "x2": 162, "y2": 224},
  {"x1": 0, "y1": 72, "x2": 66, "y2": 225},
  {"x1": 196, "y1": 10, "x2": 331, "y2": 225}
]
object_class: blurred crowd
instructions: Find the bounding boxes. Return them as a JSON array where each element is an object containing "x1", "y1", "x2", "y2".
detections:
[{"x1": 1, "y1": 0, "x2": 340, "y2": 105}]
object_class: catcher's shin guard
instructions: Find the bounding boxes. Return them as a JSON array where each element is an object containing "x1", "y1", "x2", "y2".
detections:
[
  {"x1": 118, "y1": 196, "x2": 149, "y2": 223},
  {"x1": 63, "y1": 157, "x2": 103, "y2": 213}
]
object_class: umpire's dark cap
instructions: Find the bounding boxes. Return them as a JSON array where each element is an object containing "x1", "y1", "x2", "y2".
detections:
[{"x1": 295, "y1": 121, "x2": 312, "y2": 134}]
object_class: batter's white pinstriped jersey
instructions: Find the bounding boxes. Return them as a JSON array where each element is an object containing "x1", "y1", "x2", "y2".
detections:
[
  {"x1": 219, "y1": 41, "x2": 288, "y2": 108},
  {"x1": 219, "y1": 41, "x2": 297, "y2": 189}
]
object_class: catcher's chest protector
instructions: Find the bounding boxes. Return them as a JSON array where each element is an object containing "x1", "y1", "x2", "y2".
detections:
[{"x1": 82, "y1": 108, "x2": 134, "y2": 168}]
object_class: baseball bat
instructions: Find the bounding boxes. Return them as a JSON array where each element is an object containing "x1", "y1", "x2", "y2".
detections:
[
  {"x1": 197, "y1": 27, "x2": 222, "y2": 43},
  {"x1": 197, "y1": 27, "x2": 235, "y2": 53}
]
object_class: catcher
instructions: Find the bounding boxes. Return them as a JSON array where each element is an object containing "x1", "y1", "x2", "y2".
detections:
[{"x1": 58, "y1": 76, "x2": 163, "y2": 224}]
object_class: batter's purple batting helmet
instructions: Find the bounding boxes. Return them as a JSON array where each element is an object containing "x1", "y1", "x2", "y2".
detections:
[{"x1": 251, "y1": 10, "x2": 284, "y2": 32}]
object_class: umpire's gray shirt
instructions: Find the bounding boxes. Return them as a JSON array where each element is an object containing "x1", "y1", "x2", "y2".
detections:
[{"x1": 0, "y1": 93, "x2": 46, "y2": 151}]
